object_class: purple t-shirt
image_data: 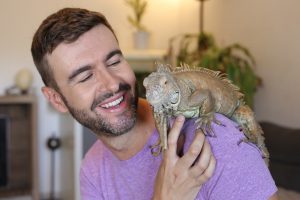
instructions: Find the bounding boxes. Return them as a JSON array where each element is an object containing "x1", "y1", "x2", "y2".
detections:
[{"x1": 80, "y1": 114, "x2": 277, "y2": 200}]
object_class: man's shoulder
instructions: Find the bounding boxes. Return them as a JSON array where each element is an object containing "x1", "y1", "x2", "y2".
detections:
[
  {"x1": 207, "y1": 113, "x2": 245, "y2": 145},
  {"x1": 184, "y1": 114, "x2": 260, "y2": 159},
  {"x1": 184, "y1": 113, "x2": 243, "y2": 143},
  {"x1": 189, "y1": 115, "x2": 277, "y2": 200}
]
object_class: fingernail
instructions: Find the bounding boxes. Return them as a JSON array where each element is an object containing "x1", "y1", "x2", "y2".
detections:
[{"x1": 177, "y1": 115, "x2": 185, "y2": 122}]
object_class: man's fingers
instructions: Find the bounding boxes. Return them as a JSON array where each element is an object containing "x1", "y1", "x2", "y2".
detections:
[
  {"x1": 176, "y1": 131, "x2": 206, "y2": 171},
  {"x1": 195, "y1": 155, "x2": 216, "y2": 185},
  {"x1": 190, "y1": 138, "x2": 213, "y2": 177},
  {"x1": 167, "y1": 115, "x2": 185, "y2": 158}
]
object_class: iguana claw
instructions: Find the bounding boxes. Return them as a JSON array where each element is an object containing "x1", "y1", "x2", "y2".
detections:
[
  {"x1": 195, "y1": 114, "x2": 223, "y2": 137},
  {"x1": 150, "y1": 139, "x2": 163, "y2": 156}
]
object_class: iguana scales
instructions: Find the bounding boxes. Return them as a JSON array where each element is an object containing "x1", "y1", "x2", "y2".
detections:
[{"x1": 143, "y1": 63, "x2": 269, "y2": 163}]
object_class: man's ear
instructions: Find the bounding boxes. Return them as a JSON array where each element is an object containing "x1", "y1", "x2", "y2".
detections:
[{"x1": 41, "y1": 86, "x2": 68, "y2": 113}]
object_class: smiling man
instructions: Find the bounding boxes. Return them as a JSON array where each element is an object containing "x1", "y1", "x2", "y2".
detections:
[
  {"x1": 44, "y1": 26, "x2": 137, "y2": 138},
  {"x1": 31, "y1": 8, "x2": 278, "y2": 200}
]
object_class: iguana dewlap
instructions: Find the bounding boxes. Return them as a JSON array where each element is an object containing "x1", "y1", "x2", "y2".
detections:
[{"x1": 143, "y1": 63, "x2": 269, "y2": 164}]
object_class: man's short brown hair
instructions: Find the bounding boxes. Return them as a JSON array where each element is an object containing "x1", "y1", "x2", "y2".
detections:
[{"x1": 31, "y1": 8, "x2": 116, "y2": 90}]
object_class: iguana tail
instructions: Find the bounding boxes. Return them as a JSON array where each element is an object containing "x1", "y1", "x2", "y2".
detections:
[{"x1": 232, "y1": 105, "x2": 270, "y2": 165}]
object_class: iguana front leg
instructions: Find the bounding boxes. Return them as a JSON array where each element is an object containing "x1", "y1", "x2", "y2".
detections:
[
  {"x1": 151, "y1": 112, "x2": 168, "y2": 156},
  {"x1": 189, "y1": 89, "x2": 222, "y2": 136}
]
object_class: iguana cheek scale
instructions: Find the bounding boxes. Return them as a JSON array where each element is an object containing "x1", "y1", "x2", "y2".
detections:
[{"x1": 143, "y1": 63, "x2": 269, "y2": 165}]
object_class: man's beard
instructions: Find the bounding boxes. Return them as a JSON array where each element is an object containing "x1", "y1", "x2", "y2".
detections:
[{"x1": 60, "y1": 83, "x2": 139, "y2": 137}]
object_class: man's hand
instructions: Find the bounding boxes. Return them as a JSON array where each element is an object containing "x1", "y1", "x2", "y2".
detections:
[{"x1": 153, "y1": 115, "x2": 216, "y2": 200}]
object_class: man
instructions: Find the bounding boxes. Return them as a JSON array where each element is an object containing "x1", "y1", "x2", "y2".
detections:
[{"x1": 31, "y1": 8, "x2": 278, "y2": 200}]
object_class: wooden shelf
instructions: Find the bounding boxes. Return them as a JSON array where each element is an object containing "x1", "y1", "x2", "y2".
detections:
[
  {"x1": 0, "y1": 95, "x2": 37, "y2": 104},
  {"x1": 0, "y1": 95, "x2": 39, "y2": 199},
  {"x1": 124, "y1": 49, "x2": 167, "y2": 72}
]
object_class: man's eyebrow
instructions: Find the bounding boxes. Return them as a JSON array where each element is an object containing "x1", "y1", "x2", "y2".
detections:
[
  {"x1": 105, "y1": 49, "x2": 123, "y2": 61},
  {"x1": 68, "y1": 65, "x2": 92, "y2": 83},
  {"x1": 67, "y1": 50, "x2": 122, "y2": 83}
]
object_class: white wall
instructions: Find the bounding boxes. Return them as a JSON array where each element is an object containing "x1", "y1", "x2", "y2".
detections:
[
  {"x1": 0, "y1": 0, "x2": 299, "y2": 198},
  {"x1": 204, "y1": 0, "x2": 300, "y2": 128},
  {"x1": 0, "y1": 0, "x2": 197, "y2": 197}
]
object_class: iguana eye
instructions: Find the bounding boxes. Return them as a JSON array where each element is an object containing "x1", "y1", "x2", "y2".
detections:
[{"x1": 160, "y1": 77, "x2": 167, "y2": 85}]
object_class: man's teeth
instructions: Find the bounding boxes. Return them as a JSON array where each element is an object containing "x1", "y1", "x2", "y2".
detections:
[{"x1": 101, "y1": 96, "x2": 124, "y2": 108}]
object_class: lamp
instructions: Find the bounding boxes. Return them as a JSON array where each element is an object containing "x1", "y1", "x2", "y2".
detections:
[
  {"x1": 197, "y1": 0, "x2": 210, "y2": 33},
  {"x1": 42, "y1": 133, "x2": 61, "y2": 200}
]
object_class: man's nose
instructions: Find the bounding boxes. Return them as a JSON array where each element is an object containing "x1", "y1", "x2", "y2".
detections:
[{"x1": 95, "y1": 70, "x2": 119, "y2": 93}]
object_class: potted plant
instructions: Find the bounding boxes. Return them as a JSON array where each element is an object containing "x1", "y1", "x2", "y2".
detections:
[
  {"x1": 125, "y1": 0, "x2": 149, "y2": 49},
  {"x1": 168, "y1": 0, "x2": 261, "y2": 108}
]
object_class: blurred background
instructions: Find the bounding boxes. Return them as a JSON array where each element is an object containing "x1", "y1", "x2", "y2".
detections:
[{"x1": 0, "y1": 0, "x2": 299, "y2": 199}]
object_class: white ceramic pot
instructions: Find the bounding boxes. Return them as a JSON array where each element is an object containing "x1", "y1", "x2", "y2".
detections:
[{"x1": 133, "y1": 31, "x2": 150, "y2": 49}]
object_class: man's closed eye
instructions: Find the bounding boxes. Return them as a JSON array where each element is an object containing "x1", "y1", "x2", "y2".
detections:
[{"x1": 79, "y1": 73, "x2": 93, "y2": 83}]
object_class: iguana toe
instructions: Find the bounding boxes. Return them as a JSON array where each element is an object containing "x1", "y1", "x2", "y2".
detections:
[
  {"x1": 151, "y1": 145, "x2": 162, "y2": 156},
  {"x1": 206, "y1": 123, "x2": 217, "y2": 137},
  {"x1": 150, "y1": 139, "x2": 163, "y2": 156},
  {"x1": 213, "y1": 118, "x2": 225, "y2": 127},
  {"x1": 195, "y1": 114, "x2": 217, "y2": 137}
]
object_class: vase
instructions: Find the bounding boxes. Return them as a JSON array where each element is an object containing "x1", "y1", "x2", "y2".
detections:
[{"x1": 133, "y1": 31, "x2": 150, "y2": 49}]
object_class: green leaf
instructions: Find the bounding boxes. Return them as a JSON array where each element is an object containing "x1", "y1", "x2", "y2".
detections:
[
  {"x1": 171, "y1": 32, "x2": 261, "y2": 108},
  {"x1": 125, "y1": 0, "x2": 148, "y2": 31}
]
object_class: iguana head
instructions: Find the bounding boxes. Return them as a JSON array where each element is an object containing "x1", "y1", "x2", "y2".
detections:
[{"x1": 143, "y1": 64, "x2": 180, "y2": 113}]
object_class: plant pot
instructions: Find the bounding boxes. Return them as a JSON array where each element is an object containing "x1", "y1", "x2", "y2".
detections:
[{"x1": 133, "y1": 31, "x2": 150, "y2": 49}]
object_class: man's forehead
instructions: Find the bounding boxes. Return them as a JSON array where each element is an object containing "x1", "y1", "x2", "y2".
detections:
[
  {"x1": 45, "y1": 25, "x2": 119, "y2": 76},
  {"x1": 51, "y1": 25, "x2": 117, "y2": 56}
]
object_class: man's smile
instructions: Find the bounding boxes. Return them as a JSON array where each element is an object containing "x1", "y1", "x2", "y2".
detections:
[
  {"x1": 100, "y1": 95, "x2": 124, "y2": 109},
  {"x1": 95, "y1": 92, "x2": 129, "y2": 113}
]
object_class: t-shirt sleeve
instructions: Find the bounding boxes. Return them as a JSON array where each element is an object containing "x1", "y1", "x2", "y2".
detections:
[{"x1": 183, "y1": 114, "x2": 278, "y2": 200}]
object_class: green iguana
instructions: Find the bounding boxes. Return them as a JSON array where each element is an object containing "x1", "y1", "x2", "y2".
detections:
[{"x1": 143, "y1": 63, "x2": 269, "y2": 164}]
